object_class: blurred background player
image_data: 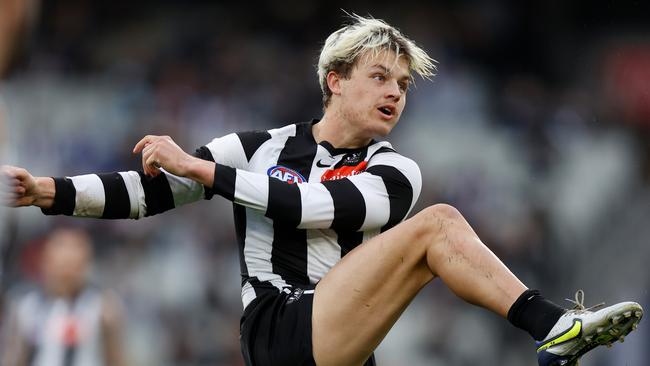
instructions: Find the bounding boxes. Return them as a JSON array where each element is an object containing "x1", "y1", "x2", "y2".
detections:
[{"x1": 1, "y1": 227, "x2": 127, "y2": 366}]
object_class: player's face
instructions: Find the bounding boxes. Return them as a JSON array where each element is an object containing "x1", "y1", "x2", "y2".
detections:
[
  {"x1": 338, "y1": 49, "x2": 410, "y2": 138},
  {"x1": 42, "y1": 233, "x2": 91, "y2": 297}
]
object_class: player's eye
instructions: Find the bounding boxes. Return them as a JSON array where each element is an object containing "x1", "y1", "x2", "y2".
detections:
[{"x1": 372, "y1": 74, "x2": 385, "y2": 82}]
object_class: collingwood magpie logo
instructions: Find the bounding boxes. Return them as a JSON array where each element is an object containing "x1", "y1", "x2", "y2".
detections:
[{"x1": 343, "y1": 152, "x2": 363, "y2": 165}]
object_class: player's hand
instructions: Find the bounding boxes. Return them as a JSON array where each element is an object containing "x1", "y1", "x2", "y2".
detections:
[
  {"x1": 132, "y1": 135, "x2": 196, "y2": 177},
  {"x1": 1, "y1": 165, "x2": 43, "y2": 207}
]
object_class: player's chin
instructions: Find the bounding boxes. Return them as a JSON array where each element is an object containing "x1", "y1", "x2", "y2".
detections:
[
  {"x1": 374, "y1": 118, "x2": 398, "y2": 136},
  {"x1": 370, "y1": 125, "x2": 393, "y2": 139}
]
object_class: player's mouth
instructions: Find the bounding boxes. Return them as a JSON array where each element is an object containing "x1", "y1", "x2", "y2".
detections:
[{"x1": 377, "y1": 104, "x2": 396, "y2": 119}]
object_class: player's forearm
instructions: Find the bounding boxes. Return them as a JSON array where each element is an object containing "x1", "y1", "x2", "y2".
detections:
[
  {"x1": 33, "y1": 177, "x2": 55, "y2": 209},
  {"x1": 42, "y1": 171, "x2": 165, "y2": 219},
  {"x1": 39, "y1": 166, "x2": 212, "y2": 219},
  {"x1": 184, "y1": 157, "x2": 215, "y2": 188}
]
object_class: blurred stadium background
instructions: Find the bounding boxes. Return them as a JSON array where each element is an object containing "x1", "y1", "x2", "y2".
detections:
[{"x1": 1, "y1": 0, "x2": 650, "y2": 365}]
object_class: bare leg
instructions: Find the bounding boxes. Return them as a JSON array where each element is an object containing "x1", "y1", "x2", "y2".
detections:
[{"x1": 312, "y1": 204, "x2": 527, "y2": 366}]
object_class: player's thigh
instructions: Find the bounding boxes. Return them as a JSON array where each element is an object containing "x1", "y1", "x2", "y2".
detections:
[{"x1": 312, "y1": 208, "x2": 438, "y2": 366}]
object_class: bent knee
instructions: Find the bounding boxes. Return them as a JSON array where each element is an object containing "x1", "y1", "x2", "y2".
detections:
[
  {"x1": 425, "y1": 203, "x2": 463, "y2": 220},
  {"x1": 416, "y1": 203, "x2": 464, "y2": 225},
  {"x1": 408, "y1": 204, "x2": 467, "y2": 239}
]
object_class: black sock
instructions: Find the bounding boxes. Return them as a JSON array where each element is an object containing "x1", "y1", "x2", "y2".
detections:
[{"x1": 507, "y1": 289, "x2": 566, "y2": 341}]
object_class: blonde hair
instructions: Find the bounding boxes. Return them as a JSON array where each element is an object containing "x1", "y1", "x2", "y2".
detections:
[{"x1": 317, "y1": 13, "x2": 437, "y2": 108}]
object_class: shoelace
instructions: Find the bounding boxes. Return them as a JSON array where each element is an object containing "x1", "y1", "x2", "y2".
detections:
[{"x1": 565, "y1": 289, "x2": 605, "y2": 312}]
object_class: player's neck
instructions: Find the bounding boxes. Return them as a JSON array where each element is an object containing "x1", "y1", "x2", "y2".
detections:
[{"x1": 315, "y1": 110, "x2": 371, "y2": 150}]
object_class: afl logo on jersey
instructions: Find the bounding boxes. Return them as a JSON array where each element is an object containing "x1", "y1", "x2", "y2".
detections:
[{"x1": 267, "y1": 165, "x2": 306, "y2": 184}]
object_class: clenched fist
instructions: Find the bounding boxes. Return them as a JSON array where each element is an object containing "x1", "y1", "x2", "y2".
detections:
[{"x1": 1, "y1": 165, "x2": 54, "y2": 208}]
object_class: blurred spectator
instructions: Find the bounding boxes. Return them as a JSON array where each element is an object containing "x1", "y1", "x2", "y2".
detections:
[
  {"x1": 1, "y1": 228, "x2": 126, "y2": 366},
  {"x1": 0, "y1": 0, "x2": 39, "y2": 78}
]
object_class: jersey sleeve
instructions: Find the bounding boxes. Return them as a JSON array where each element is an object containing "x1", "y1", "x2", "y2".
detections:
[
  {"x1": 41, "y1": 132, "x2": 257, "y2": 219},
  {"x1": 211, "y1": 149, "x2": 422, "y2": 232}
]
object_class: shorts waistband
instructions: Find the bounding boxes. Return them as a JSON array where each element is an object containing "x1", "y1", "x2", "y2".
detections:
[{"x1": 241, "y1": 280, "x2": 315, "y2": 310}]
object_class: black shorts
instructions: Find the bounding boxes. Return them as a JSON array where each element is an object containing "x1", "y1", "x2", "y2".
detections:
[{"x1": 239, "y1": 285, "x2": 377, "y2": 366}]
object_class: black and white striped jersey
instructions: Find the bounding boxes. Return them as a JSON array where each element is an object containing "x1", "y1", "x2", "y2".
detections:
[
  {"x1": 12, "y1": 287, "x2": 107, "y2": 366},
  {"x1": 43, "y1": 120, "x2": 422, "y2": 308}
]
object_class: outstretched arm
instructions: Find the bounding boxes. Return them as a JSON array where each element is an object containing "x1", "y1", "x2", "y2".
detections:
[
  {"x1": 1, "y1": 142, "x2": 216, "y2": 218},
  {"x1": 1, "y1": 132, "x2": 249, "y2": 219}
]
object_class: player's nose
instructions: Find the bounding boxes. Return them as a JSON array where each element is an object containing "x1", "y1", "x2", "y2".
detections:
[{"x1": 384, "y1": 80, "x2": 402, "y2": 100}]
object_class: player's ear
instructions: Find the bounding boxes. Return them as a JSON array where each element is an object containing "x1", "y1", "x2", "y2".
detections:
[{"x1": 326, "y1": 71, "x2": 343, "y2": 96}]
